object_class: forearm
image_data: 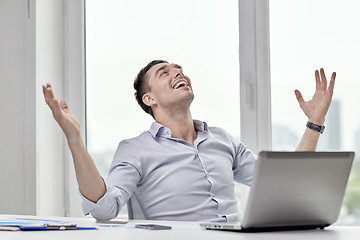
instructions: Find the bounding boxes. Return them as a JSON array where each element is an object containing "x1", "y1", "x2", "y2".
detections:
[
  {"x1": 42, "y1": 84, "x2": 107, "y2": 202},
  {"x1": 296, "y1": 127, "x2": 321, "y2": 151},
  {"x1": 67, "y1": 137, "x2": 106, "y2": 203}
]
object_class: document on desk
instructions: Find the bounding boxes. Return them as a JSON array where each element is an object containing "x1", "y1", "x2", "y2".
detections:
[{"x1": 0, "y1": 217, "x2": 97, "y2": 231}]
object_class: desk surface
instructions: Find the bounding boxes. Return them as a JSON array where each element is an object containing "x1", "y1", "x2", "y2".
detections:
[{"x1": 1, "y1": 215, "x2": 359, "y2": 240}]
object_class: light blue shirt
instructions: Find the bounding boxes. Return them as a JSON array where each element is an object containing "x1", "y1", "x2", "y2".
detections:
[{"x1": 81, "y1": 120, "x2": 257, "y2": 222}]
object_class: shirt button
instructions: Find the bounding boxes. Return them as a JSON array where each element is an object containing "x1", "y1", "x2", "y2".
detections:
[{"x1": 210, "y1": 193, "x2": 215, "y2": 198}]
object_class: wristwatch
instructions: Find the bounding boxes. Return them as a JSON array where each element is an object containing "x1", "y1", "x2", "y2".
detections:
[{"x1": 306, "y1": 121, "x2": 325, "y2": 134}]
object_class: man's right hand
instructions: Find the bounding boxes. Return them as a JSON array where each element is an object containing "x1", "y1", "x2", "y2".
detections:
[
  {"x1": 42, "y1": 83, "x2": 106, "y2": 203},
  {"x1": 42, "y1": 83, "x2": 81, "y2": 142}
]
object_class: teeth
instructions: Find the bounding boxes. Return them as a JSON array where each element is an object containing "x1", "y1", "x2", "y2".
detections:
[{"x1": 174, "y1": 80, "x2": 187, "y2": 89}]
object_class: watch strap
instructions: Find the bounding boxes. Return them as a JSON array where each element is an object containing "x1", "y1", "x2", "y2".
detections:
[{"x1": 306, "y1": 121, "x2": 325, "y2": 134}]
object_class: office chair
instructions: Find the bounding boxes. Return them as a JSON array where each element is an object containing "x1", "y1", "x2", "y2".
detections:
[{"x1": 127, "y1": 192, "x2": 147, "y2": 220}]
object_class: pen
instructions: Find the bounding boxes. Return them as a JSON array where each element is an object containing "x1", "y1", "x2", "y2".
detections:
[
  {"x1": 44, "y1": 224, "x2": 77, "y2": 230},
  {"x1": 19, "y1": 224, "x2": 78, "y2": 230}
]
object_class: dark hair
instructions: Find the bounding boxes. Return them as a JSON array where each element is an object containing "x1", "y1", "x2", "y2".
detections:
[{"x1": 134, "y1": 60, "x2": 168, "y2": 118}]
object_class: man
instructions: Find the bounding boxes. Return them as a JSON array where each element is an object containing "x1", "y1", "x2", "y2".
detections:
[{"x1": 43, "y1": 60, "x2": 335, "y2": 222}]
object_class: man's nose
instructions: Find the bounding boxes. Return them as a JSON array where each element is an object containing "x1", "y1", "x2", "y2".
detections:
[{"x1": 172, "y1": 69, "x2": 183, "y2": 79}]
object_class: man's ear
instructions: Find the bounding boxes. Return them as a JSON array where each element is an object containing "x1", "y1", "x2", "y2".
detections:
[{"x1": 142, "y1": 93, "x2": 156, "y2": 107}]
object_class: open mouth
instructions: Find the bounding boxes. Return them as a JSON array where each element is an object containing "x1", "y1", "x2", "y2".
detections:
[{"x1": 172, "y1": 79, "x2": 188, "y2": 89}]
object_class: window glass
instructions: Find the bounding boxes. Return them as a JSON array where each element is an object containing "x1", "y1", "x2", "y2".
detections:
[
  {"x1": 270, "y1": 0, "x2": 360, "y2": 224},
  {"x1": 86, "y1": 0, "x2": 241, "y2": 215}
]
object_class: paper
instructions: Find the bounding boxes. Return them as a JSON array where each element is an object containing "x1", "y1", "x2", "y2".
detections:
[{"x1": 0, "y1": 217, "x2": 97, "y2": 231}]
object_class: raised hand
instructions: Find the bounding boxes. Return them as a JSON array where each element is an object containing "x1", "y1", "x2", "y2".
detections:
[
  {"x1": 42, "y1": 83, "x2": 81, "y2": 141},
  {"x1": 43, "y1": 83, "x2": 106, "y2": 202},
  {"x1": 294, "y1": 68, "x2": 336, "y2": 126}
]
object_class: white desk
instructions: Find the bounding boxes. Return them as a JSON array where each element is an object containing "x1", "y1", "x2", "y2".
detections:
[{"x1": 1, "y1": 215, "x2": 359, "y2": 240}]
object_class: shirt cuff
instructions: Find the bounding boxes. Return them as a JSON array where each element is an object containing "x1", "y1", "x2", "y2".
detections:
[{"x1": 80, "y1": 177, "x2": 113, "y2": 215}]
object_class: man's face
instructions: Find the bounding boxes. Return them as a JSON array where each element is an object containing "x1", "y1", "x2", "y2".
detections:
[{"x1": 143, "y1": 63, "x2": 194, "y2": 113}]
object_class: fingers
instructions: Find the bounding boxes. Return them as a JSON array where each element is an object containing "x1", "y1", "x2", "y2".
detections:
[
  {"x1": 315, "y1": 70, "x2": 321, "y2": 91},
  {"x1": 42, "y1": 83, "x2": 57, "y2": 108},
  {"x1": 320, "y1": 68, "x2": 327, "y2": 91},
  {"x1": 316, "y1": 68, "x2": 336, "y2": 93},
  {"x1": 51, "y1": 98, "x2": 64, "y2": 120},
  {"x1": 42, "y1": 83, "x2": 63, "y2": 119},
  {"x1": 328, "y1": 72, "x2": 336, "y2": 93},
  {"x1": 42, "y1": 83, "x2": 53, "y2": 102},
  {"x1": 294, "y1": 90, "x2": 305, "y2": 106}
]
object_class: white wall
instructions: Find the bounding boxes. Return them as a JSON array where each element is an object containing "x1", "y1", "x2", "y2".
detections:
[
  {"x1": 0, "y1": 0, "x2": 71, "y2": 216},
  {"x1": 36, "y1": 0, "x2": 66, "y2": 216},
  {"x1": 0, "y1": 0, "x2": 36, "y2": 215}
]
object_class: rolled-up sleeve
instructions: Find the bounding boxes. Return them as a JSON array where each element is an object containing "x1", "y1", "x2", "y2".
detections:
[
  {"x1": 80, "y1": 140, "x2": 142, "y2": 221},
  {"x1": 232, "y1": 142, "x2": 258, "y2": 187},
  {"x1": 80, "y1": 178, "x2": 123, "y2": 220}
]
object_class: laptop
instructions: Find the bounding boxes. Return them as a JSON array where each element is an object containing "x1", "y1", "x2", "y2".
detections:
[{"x1": 201, "y1": 151, "x2": 354, "y2": 232}]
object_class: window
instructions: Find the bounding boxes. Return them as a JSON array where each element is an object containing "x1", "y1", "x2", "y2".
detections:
[
  {"x1": 86, "y1": 0, "x2": 241, "y2": 215},
  {"x1": 270, "y1": 0, "x2": 360, "y2": 223}
]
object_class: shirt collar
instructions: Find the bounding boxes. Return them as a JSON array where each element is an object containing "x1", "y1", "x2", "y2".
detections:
[
  {"x1": 148, "y1": 120, "x2": 208, "y2": 138},
  {"x1": 194, "y1": 120, "x2": 208, "y2": 132}
]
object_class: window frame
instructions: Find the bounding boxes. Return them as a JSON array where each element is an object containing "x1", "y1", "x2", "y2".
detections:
[
  {"x1": 239, "y1": 0, "x2": 272, "y2": 153},
  {"x1": 64, "y1": 0, "x2": 271, "y2": 216},
  {"x1": 63, "y1": 0, "x2": 87, "y2": 216}
]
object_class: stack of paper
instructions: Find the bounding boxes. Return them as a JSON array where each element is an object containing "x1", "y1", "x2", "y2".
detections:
[{"x1": 0, "y1": 217, "x2": 97, "y2": 231}]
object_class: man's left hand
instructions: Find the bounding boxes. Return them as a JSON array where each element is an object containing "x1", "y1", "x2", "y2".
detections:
[{"x1": 294, "y1": 68, "x2": 336, "y2": 126}]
